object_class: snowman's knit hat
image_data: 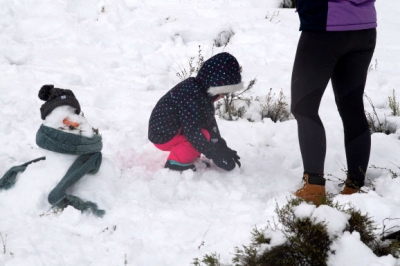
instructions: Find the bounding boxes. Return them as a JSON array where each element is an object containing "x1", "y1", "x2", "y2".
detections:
[{"x1": 38, "y1": 85, "x2": 81, "y2": 120}]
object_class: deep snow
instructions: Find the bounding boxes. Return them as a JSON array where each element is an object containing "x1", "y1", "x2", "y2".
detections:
[{"x1": 1, "y1": 0, "x2": 400, "y2": 265}]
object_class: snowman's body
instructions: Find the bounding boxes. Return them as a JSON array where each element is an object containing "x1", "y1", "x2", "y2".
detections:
[{"x1": 0, "y1": 105, "x2": 120, "y2": 216}]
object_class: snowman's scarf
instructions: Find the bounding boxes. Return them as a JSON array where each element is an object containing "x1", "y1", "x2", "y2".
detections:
[
  {"x1": 0, "y1": 124, "x2": 105, "y2": 217},
  {"x1": 0, "y1": 157, "x2": 46, "y2": 189}
]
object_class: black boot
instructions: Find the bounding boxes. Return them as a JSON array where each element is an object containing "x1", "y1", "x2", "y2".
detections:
[{"x1": 164, "y1": 160, "x2": 196, "y2": 171}]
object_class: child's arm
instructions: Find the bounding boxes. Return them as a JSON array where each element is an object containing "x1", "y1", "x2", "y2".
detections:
[
  {"x1": 204, "y1": 117, "x2": 221, "y2": 142},
  {"x1": 177, "y1": 89, "x2": 240, "y2": 170},
  {"x1": 177, "y1": 91, "x2": 215, "y2": 157}
]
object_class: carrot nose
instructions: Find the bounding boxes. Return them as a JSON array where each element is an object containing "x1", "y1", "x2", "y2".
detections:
[{"x1": 63, "y1": 119, "x2": 79, "y2": 128}]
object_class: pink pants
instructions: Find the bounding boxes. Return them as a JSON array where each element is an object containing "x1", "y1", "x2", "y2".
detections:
[{"x1": 154, "y1": 129, "x2": 211, "y2": 164}]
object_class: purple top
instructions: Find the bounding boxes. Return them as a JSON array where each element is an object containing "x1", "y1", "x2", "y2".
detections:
[
  {"x1": 327, "y1": 0, "x2": 377, "y2": 31},
  {"x1": 297, "y1": 0, "x2": 377, "y2": 31}
]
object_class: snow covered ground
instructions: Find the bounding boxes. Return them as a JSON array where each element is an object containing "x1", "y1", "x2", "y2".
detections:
[{"x1": 1, "y1": 0, "x2": 400, "y2": 265}]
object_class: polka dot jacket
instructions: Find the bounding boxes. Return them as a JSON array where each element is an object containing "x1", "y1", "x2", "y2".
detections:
[{"x1": 148, "y1": 52, "x2": 242, "y2": 159}]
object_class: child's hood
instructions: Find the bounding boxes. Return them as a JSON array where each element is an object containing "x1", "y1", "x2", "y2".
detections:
[{"x1": 195, "y1": 52, "x2": 243, "y2": 96}]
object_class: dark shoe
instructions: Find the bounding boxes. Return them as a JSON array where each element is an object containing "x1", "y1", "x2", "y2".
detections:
[
  {"x1": 295, "y1": 173, "x2": 326, "y2": 205},
  {"x1": 340, "y1": 178, "x2": 361, "y2": 195},
  {"x1": 164, "y1": 160, "x2": 196, "y2": 172}
]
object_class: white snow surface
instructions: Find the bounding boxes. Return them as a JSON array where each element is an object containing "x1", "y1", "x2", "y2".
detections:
[{"x1": 1, "y1": 0, "x2": 400, "y2": 265}]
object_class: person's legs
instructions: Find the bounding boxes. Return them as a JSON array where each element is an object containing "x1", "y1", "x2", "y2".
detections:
[
  {"x1": 167, "y1": 139, "x2": 201, "y2": 164},
  {"x1": 291, "y1": 31, "x2": 338, "y2": 175},
  {"x1": 167, "y1": 129, "x2": 211, "y2": 164},
  {"x1": 331, "y1": 29, "x2": 376, "y2": 189},
  {"x1": 154, "y1": 129, "x2": 211, "y2": 167},
  {"x1": 291, "y1": 31, "x2": 342, "y2": 204}
]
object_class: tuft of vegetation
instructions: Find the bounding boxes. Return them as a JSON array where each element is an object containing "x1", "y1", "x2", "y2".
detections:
[
  {"x1": 193, "y1": 198, "x2": 400, "y2": 265},
  {"x1": 1, "y1": 232, "x2": 7, "y2": 255},
  {"x1": 388, "y1": 89, "x2": 400, "y2": 116},
  {"x1": 344, "y1": 207, "x2": 377, "y2": 245},
  {"x1": 372, "y1": 240, "x2": 400, "y2": 258},
  {"x1": 215, "y1": 78, "x2": 257, "y2": 121},
  {"x1": 370, "y1": 164, "x2": 400, "y2": 179},
  {"x1": 364, "y1": 93, "x2": 396, "y2": 134},
  {"x1": 250, "y1": 227, "x2": 271, "y2": 246},
  {"x1": 215, "y1": 85, "x2": 291, "y2": 123},
  {"x1": 232, "y1": 227, "x2": 271, "y2": 266},
  {"x1": 267, "y1": 199, "x2": 334, "y2": 266},
  {"x1": 176, "y1": 45, "x2": 205, "y2": 80},
  {"x1": 378, "y1": 218, "x2": 400, "y2": 258},
  {"x1": 368, "y1": 59, "x2": 378, "y2": 72},
  {"x1": 265, "y1": 11, "x2": 281, "y2": 24},
  {"x1": 346, "y1": 210, "x2": 400, "y2": 258},
  {"x1": 280, "y1": 0, "x2": 295, "y2": 8},
  {"x1": 260, "y1": 88, "x2": 291, "y2": 123},
  {"x1": 192, "y1": 253, "x2": 222, "y2": 266}
]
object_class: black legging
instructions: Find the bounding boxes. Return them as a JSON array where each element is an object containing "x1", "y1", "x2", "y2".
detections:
[{"x1": 291, "y1": 29, "x2": 376, "y2": 186}]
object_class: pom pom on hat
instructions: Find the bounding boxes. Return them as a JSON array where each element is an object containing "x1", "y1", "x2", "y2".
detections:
[
  {"x1": 38, "y1": 85, "x2": 81, "y2": 120},
  {"x1": 38, "y1": 85, "x2": 55, "y2": 101}
]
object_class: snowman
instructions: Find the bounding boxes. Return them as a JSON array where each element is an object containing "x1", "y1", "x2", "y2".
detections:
[{"x1": 0, "y1": 85, "x2": 120, "y2": 217}]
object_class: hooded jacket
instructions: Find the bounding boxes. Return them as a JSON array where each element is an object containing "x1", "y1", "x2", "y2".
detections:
[
  {"x1": 297, "y1": 0, "x2": 377, "y2": 31},
  {"x1": 148, "y1": 52, "x2": 242, "y2": 158}
]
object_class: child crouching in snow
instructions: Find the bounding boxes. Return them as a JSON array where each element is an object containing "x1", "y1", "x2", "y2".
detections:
[{"x1": 148, "y1": 52, "x2": 242, "y2": 172}]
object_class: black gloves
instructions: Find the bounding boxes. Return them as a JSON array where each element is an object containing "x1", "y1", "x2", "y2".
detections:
[
  {"x1": 216, "y1": 137, "x2": 227, "y2": 148},
  {"x1": 207, "y1": 138, "x2": 241, "y2": 171}
]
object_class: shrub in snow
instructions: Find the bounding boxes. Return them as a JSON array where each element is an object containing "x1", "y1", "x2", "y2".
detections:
[
  {"x1": 192, "y1": 253, "x2": 222, "y2": 266},
  {"x1": 370, "y1": 164, "x2": 400, "y2": 179},
  {"x1": 388, "y1": 89, "x2": 400, "y2": 116},
  {"x1": 364, "y1": 93, "x2": 397, "y2": 134},
  {"x1": 260, "y1": 88, "x2": 291, "y2": 123},
  {"x1": 176, "y1": 45, "x2": 205, "y2": 80},
  {"x1": 254, "y1": 198, "x2": 334, "y2": 266},
  {"x1": 193, "y1": 198, "x2": 400, "y2": 265},
  {"x1": 341, "y1": 206, "x2": 400, "y2": 258},
  {"x1": 215, "y1": 78, "x2": 256, "y2": 121},
  {"x1": 280, "y1": 0, "x2": 295, "y2": 8},
  {"x1": 215, "y1": 84, "x2": 291, "y2": 123},
  {"x1": 343, "y1": 206, "x2": 377, "y2": 245}
]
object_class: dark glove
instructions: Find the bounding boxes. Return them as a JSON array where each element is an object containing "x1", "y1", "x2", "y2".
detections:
[
  {"x1": 218, "y1": 146, "x2": 241, "y2": 168},
  {"x1": 212, "y1": 145, "x2": 241, "y2": 171},
  {"x1": 215, "y1": 138, "x2": 239, "y2": 165},
  {"x1": 216, "y1": 137, "x2": 227, "y2": 148},
  {"x1": 230, "y1": 150, "x2": 241, "y2": 168}
]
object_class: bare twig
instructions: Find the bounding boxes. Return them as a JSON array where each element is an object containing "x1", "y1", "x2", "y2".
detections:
[
  {"x1": 198, "y1": 223, "x2": 212, "y2": 250},
  {"x1": 381, "y1": 218, "x2": 400, "y2": 240},
  {"x1": 388, "y1": 89, "x2": 400, "y2": 116},
  {"x1": 0, "y1": 233, "x2": 7, "y2": 254}
]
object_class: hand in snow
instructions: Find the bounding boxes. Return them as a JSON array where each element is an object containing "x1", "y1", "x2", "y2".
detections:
[
  {"x1": 211, "y1": 144, "x2": 241, "y2": 170},
  {"x1": 231, "y1": 151, "x2": 241, "y2": 168},
  {"x1": 216, "y1": 137, "x2": 228, "y2": 148},
  {"x1": 216, "y1": 138, "x2": 240, "y2": 167}
]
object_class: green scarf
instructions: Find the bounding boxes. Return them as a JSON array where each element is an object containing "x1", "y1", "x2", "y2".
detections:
[{"x1": 0, "y1": 124, "x2": 105, "y2": 217}]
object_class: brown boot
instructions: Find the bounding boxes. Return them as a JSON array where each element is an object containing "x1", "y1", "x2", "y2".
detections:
[
  {"x1": 295, "y1": 173, "x2": 326, "y2": 205},
  {"x1": 340, "y1": 178, "x2": 360, "y2": 195}
]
